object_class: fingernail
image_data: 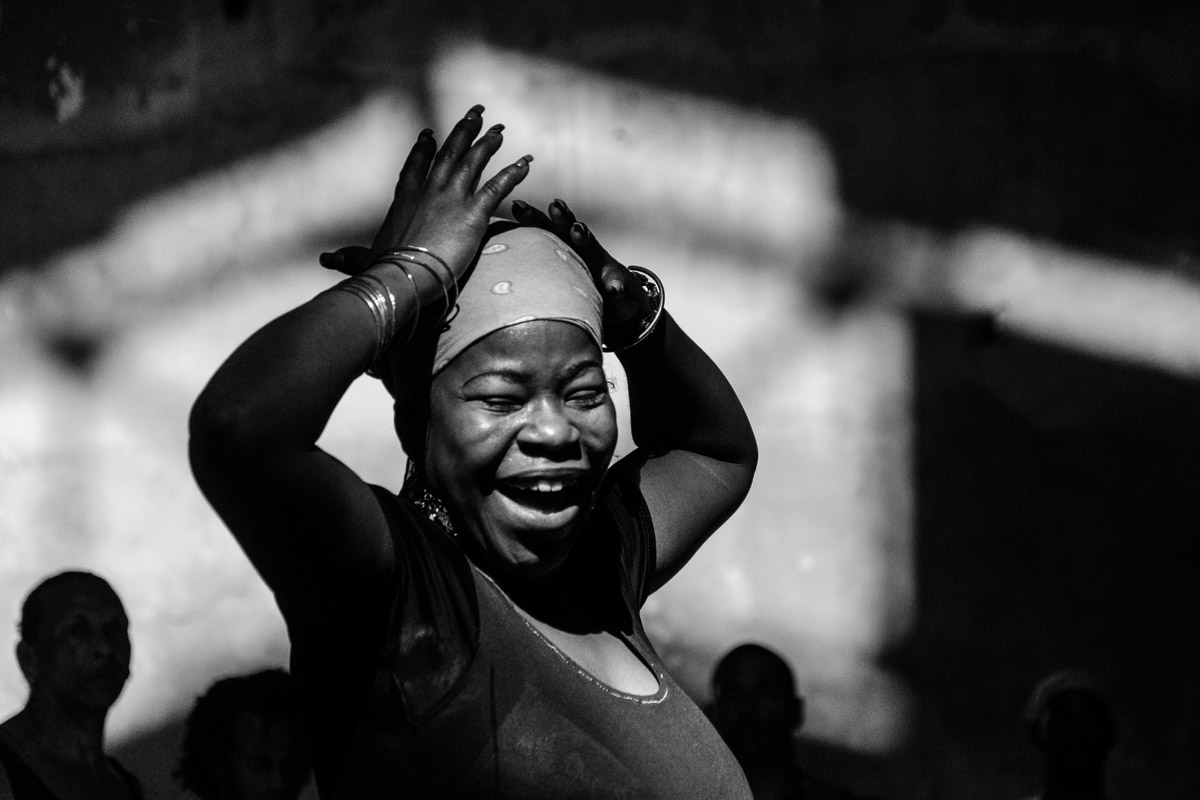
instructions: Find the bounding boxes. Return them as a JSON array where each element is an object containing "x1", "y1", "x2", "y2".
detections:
[
  {"x1": 418, "y1": 127, "x2": 433, "y2": 138},
  {"x1": 468, "y1": 104, "x2": 485, "y2": 116},
  {"x1": 488, "y1": 123, "x2": 505, "y2": 134},
  {"x1": 319, "y1": 252, "x2": 334, "y2": 267},
  {"x1": 571, "y1": 222, "x2": 587, "y2": 236},
  {"x1": 552, "y1": 198, "x2": 568, "y2": 209},
  {"x1": 517, "y1": 154, "x2": 534, "y2": 166},
  {"x1": 512, "y1": 200, "x2": 528, "y2": 212},
  {"x1": 608, "y1": 279, "x2": 623, "y2": 294}
]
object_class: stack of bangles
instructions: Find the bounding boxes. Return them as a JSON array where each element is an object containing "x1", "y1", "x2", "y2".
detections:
[{"x1": 334, "y1": 245, "x2": 459, "y2": 374}]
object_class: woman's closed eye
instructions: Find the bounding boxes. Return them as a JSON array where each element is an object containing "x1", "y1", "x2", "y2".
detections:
[
  {"x1": 477, "y1": 394, "x2": 526, "y2": 412},
  {"x1": 566, "y1": 384, "x2": 610, "y2": 409}
]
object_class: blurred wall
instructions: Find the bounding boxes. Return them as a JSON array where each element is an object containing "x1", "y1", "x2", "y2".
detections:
[{"x1": 2, "y1": 1, "x2": 1199, "y2": 798}]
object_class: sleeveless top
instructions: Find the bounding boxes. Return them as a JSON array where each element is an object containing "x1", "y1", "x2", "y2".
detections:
[
  {"x1": 0, "y1": 734, "x2": 143, "y2": 800},
  {"x1": 286, "y1": 472, "x2": 751, "y2": 799}
]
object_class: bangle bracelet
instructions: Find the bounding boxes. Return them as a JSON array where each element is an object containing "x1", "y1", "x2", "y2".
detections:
[
  {"x1": 364, "y1": 269, "x2": 419, "y2": 378},
  {"x1": 374, "y1": 253, "x2": 458, "y2": 321},
  {"x1": 604, "y1": 266, "x2": 664, "y2": 353},
  {"x1": 390, "y1": 246, "x2": 456, "y2": 290},
  {"x1": 355, "y1": 273, "x2": 399, "y2": 345},
  {"x1": 336, "y1": 268, "x2": 422, "y2": 377},
  {"x1": 387, "y1": 263, "x2": 422, "y2": 348},
  {"x1": 374, "y1": 255, "x2": 453, "y2": 321},
  {"x1": 394, "y1": 253, "x2": 458, "y2": 317},
  {"x1": 336, "y1": 274, "x2": 394, "y2": 364}
]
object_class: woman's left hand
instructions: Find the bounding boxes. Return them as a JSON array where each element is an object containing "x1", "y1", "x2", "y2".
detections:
[{"x1": 511, "y1": 198, "x2": 655, "y2": 350}]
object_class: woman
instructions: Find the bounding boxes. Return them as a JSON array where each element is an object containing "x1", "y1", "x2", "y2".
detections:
[{"x1": 189, "y1": 104, "x2": 758, "y2": 798}]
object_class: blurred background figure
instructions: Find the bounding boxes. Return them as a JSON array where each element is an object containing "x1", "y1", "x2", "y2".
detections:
[
  {"x1": 0, "y1": 570, "x2": 143, "y2": 799},
  {"x1": 175, "y1": 668, "x2": 311, "y2": 800},
  {"x1": 713, "y1": 643, "x2": 867, "y2": 800},
  {"x1": 1024, "y1": 670, "x2": 1119, "y2": 800}
]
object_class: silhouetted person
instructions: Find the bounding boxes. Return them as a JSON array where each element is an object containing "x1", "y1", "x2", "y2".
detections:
[
  {"x1": 1024, "y1": 671, "x2": 1119, "y2": 800},
  {"x1": 176, "y1": 668, "x2": 311, "y2": 800},
  {"x1": 0, "y1": 570, "x2": 143, "y2": 799},
  {"x1": 713, "y1": 643, "x2": 863, "y2": 800}
]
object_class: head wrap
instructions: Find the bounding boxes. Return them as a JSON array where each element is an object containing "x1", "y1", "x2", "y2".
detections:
[
  {"x1": 431, "y1": 223, "x2": 602, "y2": 374},
  {"x1": 376, "y1": 221, "x2": 603, "y2": 463}
]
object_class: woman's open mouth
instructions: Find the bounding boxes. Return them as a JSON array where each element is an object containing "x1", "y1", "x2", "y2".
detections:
[{"x1": 497, "y1": 475, "x2": 587, "y2": 515}]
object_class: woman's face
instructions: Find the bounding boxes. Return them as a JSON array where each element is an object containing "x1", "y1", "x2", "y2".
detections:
[{"x1": 425, "y1": 320, "x2": 617, "y2": 579}]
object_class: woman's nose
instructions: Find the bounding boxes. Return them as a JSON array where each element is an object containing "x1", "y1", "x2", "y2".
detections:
[{"x1": 520, "y1": 398, "x2": 580, "y2": 448}]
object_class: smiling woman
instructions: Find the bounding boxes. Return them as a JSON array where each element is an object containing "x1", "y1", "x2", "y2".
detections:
[{"x1": 187, "y1": 104, "x2": 758, "y2": 799}]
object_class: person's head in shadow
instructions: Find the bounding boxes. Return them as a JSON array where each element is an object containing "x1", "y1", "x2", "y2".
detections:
[
  {"x1": 713, "y1": 643, "x2": 803, "y2": 770},
  {"x1": 712, "y1": 643, "x2": 873, "y2": 800},
  {"x1": 0, "y1": 570, "x2": 141, "y2": 797},
  {"x1": 14, "y1": 570, "x2": 131, "y2": 719},
  {"x1": 176, "y1": 668, "x2": 311, "y2": 800},
  {"x1": 1025, "y1": 670, "x2": 1119, "y2": 800}
]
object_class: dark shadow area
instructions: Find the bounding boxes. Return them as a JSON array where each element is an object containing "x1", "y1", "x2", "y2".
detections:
[
  {"x1": 796, "y1": 737, "x2": 893, "y2": 800},
  {"x1": 0, "y1": 0, "x2": 422, "y2": 271},
  {"x1": 883, "y1": 309, "x2": 1200, "y2": 797},
  {"x1": 472, "y1": 0, "x2": 1200, "y2": 264},
  {"x1": 112, "y1": 717, "x2": 189, "y2": 800},
  {"x1": 4, "y1": 0, "x2": 1198, "y2": 271}
]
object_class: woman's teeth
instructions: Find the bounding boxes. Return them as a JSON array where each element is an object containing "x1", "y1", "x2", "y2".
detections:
[{"x1": 510, "y1": 478, "x2": 576, "y2": 493}]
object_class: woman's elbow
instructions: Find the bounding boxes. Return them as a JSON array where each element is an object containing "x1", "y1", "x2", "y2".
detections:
[{"x1": 188, "y1": 391, "x2": 262, "y2": 469}]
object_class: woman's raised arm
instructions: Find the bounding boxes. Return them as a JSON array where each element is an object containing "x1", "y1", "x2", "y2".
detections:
[
  {"x1": 511, "y1": 200, "x2": 757, "y2": 591},
  {"x1": 188, "y1": 107, "x2": 531, "y2": 623}
]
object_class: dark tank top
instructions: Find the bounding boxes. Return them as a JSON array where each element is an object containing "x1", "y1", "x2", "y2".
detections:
[{"x1": 288, "y1": 473, "x2": 750, "y2": 799}]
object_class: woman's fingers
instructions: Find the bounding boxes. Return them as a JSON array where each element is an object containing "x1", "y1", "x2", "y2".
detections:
[
  {"x1": 512, "y1": 199, "x2": 620, "y2": 287},
  {"x1": 397, "y1": 127, "x2": 436, "y2": 199},
  {"x1": 426, "y1": 104, "x2": 485, "y2": 188},
  {"x1": 511, "y1": 199, "x2": 554, "y2": 229},
  {"x1": 473, "y1": 154, "x2": 534, "y2": 216},
  {"x1": 547, "y1": 198, "x2": 577, "y2": 230},
  {"x1": 550, "y1": 199, "x2": 619, "y2": 285},
  {"x1": 570, "y1": 222, "x2": 619, "y2": 288},
  {"x1": 451, "y1": 123, "x2": 507, "y2": 195},
  {"x1": 372, "y1": 128, "x2": 437, "y2": 253},
  {"x1": 394, "y1": 127, "x2": 437, "y2": 211},
  {"x1": 319, "y1": 245, "x2": 372, "y2": 276}
]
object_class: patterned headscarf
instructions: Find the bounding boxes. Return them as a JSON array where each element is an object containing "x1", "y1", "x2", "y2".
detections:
[{"x1": 431, "y1": 223, "x2": 601, "y2": 374}]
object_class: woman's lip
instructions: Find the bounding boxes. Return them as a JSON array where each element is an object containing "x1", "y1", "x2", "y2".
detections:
[
  {"x1": 497, "y1": 468, "x2": 589, "y2": 482},
  {"x1": 493, "y1": 490, "x2": 583, "y2": 531}
]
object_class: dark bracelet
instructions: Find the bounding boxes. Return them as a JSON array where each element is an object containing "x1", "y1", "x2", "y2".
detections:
[{"x1": 604, "y1": 266, "x2": 665, "y2": 353}]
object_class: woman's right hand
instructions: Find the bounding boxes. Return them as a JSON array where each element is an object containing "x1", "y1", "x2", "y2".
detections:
[{"x1": 320, "y1": 104, "x2": 532, "y2": 283}]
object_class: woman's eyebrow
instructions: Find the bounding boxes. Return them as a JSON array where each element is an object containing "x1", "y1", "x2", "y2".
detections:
[
  {"x1": 462, "y1": 367, "x2": 530, "y2": 388},
  {"x1": 561, "y1": 359, "x2": 605, "y2": 380}
]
